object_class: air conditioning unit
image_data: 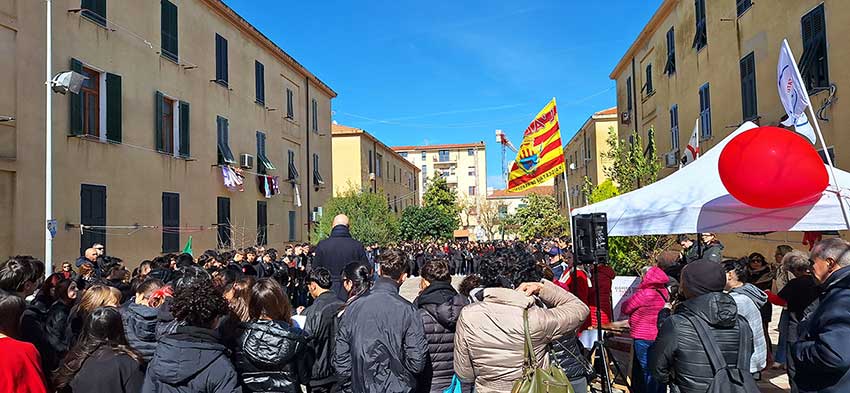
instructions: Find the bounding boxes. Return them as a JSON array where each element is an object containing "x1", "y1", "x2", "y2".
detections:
[
  {"x1": 664, "y1": 150, "x2": 679, "y2": 168},
  {"x1": 240, "y1": 154, "x2": 254, "y2": 169},
  {"x1": 369, "y1": 173, "x2": 376, "y2": 181},
  {"x1": 621, "y1": 111, "x2": 631, "y2": 124}
]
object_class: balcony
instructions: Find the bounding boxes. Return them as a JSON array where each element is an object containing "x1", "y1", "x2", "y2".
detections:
[{"x1": 433, "y1": 156, "x2": 456, "y2": 165}]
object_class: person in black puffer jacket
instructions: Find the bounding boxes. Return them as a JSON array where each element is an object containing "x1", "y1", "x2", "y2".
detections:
[
  {"x1": 413, "y1": 259, "x2": 470, "y2": 393},
  {"x1": 122, "y1": 278, "x2": 164, "y2": 362},
  {"x1": 142, "y1": 281, "x2": 240, "y2": 393},
  {"x1": 233, "y1": 278, "x2": 311, "y2": 393},
  {"x1": 650, "y1": 259, "x2": 755, "y2": 393}
]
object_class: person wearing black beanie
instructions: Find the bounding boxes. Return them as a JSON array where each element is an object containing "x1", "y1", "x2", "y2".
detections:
[{"x1": 650, "y1": 259, "x2": 757, "y2": 393}]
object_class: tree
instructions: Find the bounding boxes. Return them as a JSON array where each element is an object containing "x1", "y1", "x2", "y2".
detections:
[
  {"x1": 505, "y1": 193, "x2": 569, "y2": 240},
  {"x1": 313, "y1": 186, "x2": 398, "y2": 245},
  {"x1": 398, "y1": 205, "x2": 457, "y2": 241},
  {"x1": 589, "y1": 128, "x2": 673, "y2": 275},
  {"x1": 477, "y1": 199, "x2": 507, "y2": 241},
  {"x1": 422, "y1": 174, "x2": 461, "y2": 229},
  {"x1": 457, "y1": 196, "x2": 474, "y2": 228}
]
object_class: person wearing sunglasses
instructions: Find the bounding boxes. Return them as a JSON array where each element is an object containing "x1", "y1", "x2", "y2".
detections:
[{"x1": 791, "y1": 238, "x2": 850, "y2": 393}]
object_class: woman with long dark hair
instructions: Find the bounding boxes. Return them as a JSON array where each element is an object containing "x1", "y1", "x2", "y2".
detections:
[
  {"x1": 53, "y1": 307, "x2": 144, "y2": 393},
  {"x1": 340, "y1": 262, "x2": 372, "y2": 309},
  {"x1": 44, "y1": 279, "x2": 79, "y2": 372},
  {"x1": 233, "y1": 278, "x2": 310, "y2": 393}
]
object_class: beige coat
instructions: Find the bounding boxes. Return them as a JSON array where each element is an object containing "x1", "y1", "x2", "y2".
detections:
[{"x1": 453, "y1": 280, "x2": 590, "y2": 393}]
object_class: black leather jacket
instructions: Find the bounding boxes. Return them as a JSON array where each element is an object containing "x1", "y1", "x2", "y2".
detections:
[
  {"x1": 649, "y1": 292, "x2": 753, "y2": 393},
  {"x1": 233, "y1": 319, "x2": 311, "y2": 393}
]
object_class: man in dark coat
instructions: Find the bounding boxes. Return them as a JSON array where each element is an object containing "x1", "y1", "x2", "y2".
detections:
[
  {"x1": 333, "y1": 250, "x2": 427, "y2": 393},
  {"x1": 122, "y1": 278, "x2": 164, "y2": 362},
  {"x1": 792, "y1": 238, "x2": 850, "y2": 393},
  {"x1": 650, "y1": 259, "x2": 755, "y2": 393},
  {"x1": 313, "y1": 214, "x2": 369, "y2": 301},
  {"x1": 303, "y1": 268, "x2": 344, "y2": 393},
  {"x1": 413, "y1": 259, "x2": 468, "y2": 393}
]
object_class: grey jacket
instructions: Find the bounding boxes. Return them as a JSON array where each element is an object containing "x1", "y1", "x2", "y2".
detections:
[{"x1": 729, "y1": 283, "x2": 768, "y2": 373}]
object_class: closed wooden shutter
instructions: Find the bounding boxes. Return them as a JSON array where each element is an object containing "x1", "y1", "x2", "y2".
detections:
[
  {"x1": 106, "y1": 73, "x2": 122, "y2": 143},
  {"x1": 178, "y1": 101, "x2": 190, "y2": 157},
  {"x1": 80, "y1": 184, "x2": 106, "y2": 255},
  {"x1": 257, "y1": 201, "x2": 268, "y2": 246},
  {"x1": 161, "y1": 0, "x2": 178, "y2": 62},
  {"x1": 255, "y1": 61, "x2": 265, "y2": 104},
  {"x1": 162, "y1": 192, "x2": 180, "y2": 252},
  {"x1": 155, "y1": 91, "x2": 164, "y2": 151},
  {"x1": 70, "y1": 58, "x2": 83, "y2": 135},
  {"x1": 217, "y1": 197, "x2": 231, "y2": 248},
  {"x1": 739, "y1": 53, "x2": 757, "y2": 121}
]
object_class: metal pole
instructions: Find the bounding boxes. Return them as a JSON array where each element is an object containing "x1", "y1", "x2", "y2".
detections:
[
  {"x1": 562, "y1": 170, "x2": 576, "y2": 253},
  {"x1": 806, "y1": 105, "x2": 850, "y2": 230},
  {"x1": 44, "y1": 0, "x2": 53, "y2": 277}
]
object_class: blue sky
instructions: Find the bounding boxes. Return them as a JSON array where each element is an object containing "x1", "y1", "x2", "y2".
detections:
[{"x1": 225, "y1": 0, "x2": 663, "y2": 189}]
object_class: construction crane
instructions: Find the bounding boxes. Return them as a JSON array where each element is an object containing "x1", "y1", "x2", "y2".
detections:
[{"x1": 495, "y1": 129, "x2": 518, "y2": 186}]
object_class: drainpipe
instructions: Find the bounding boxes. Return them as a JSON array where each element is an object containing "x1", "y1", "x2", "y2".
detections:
[
  {"x1": 305, "y1": 76, "x2": 311, "y2": 242},
  {"x1": 631, "y1": 57, "x2": 640, "y2": 138}
]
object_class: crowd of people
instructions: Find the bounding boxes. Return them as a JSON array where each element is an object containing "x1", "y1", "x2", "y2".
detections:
[{"x1": 1, "y1": 215, "x2": 849, "y2": 393}]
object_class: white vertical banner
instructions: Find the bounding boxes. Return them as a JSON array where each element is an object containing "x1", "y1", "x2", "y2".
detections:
[{"x1": 777, "y1": 38, "x2": 816, "y2": 144}]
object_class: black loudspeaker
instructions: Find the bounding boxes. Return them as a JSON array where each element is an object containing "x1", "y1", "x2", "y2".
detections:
[{"x1": 572, "y1": 213, "x2": 609, "y2": 264}]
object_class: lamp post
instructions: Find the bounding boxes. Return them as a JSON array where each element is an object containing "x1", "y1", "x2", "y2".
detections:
[{"x1": 44, "y1": 0, "x2": 53, "y2": 277}]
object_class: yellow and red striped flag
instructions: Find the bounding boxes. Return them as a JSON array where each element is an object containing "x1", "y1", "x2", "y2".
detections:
[{"x1": 508, "y1": 98, "x2": 566, "y2": 192}]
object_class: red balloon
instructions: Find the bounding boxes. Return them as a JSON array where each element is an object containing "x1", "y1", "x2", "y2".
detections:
[{"x1": 718, "y1": 126, "x2": 828, "y2": 209}]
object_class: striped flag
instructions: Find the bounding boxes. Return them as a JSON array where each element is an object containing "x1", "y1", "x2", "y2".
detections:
[{"x1": 508, "y1": 99, "x2": 566, "y2": 192}]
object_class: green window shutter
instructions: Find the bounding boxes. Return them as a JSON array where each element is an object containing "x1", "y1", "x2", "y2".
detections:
[
  {"x1": 155, "y1": 91, "x2": 163, "y2": 151},
  {"x1": 179, "y1": 101, "x2": 190, "y2": 157},
  {"x1": 105, "y1": 73, "x2": 122, "y2": 143},
  {"x1": 69, "y1": 58, "x2": 83, "y2": 135}
]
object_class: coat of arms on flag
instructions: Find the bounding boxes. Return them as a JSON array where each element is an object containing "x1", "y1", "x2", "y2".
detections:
[{"x1": 507, "y1": 98, "x2": 566, "y2": 192}]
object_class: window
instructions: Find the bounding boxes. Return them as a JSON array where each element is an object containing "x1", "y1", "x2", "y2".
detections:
[
  {"x1": 162, "y1": 192, "x2": 179, "y2": 252},
  {"x1": 467, "y1": 148, "x2": 474, "y2": 156},
  {"x1": 498, "y1": 205, "x2": 508, "y2": 218},
  {"x1": 288, "y1": 211, "x2": 297, "y2": 242},
  {"x1": 368, "y1": 150, "x2": 374, "y2": 173},
  {"x1": 421, "y1": 151, "x2": 426, "y2": 161},
  {"x1": 400, "y1": 152, "x2": 408, "y2": 158},
  {"x1": 81, "y1": 0, "x2": 106, "y2": 27},
  {"x1": 160, "y1": 0, "x2": 178, "y2": 62},
  {"x1": 285, "y1": 88, "x2": 295, "y2": 119},
  {"x1": 438, "y1": 150, "x2": 450, "y2": 162},
  {"x1": 80, "y1": 184, "x2": 106, "y2": 255},
  {"x1": 155, "y1": 91, "x2": 190, "y2": 156},
  {"x1": 256, "y1": 131, "x2": 275, "y2": 174},
  {"x1": 69, "y1": 59, "x2": 122, "y2": 142},
  {"x1": 740, "y1": 52, "x2": 758, "y2": 121},
  {"x1": 80, "y1": 67, "x2": 100, "y2": 137},
  {"x1": 217, "y1": 197, "x2": 231, "y2": 248},
  {"x1": 216, "y1": 116, "x2": 235, "y2": 164},
  {"x1": 665, "y1": 27, "x2": 676, "y2": 75},
  {"x1": 800, "y1": 4, "x2": 829, "y2": 91},
  {"x1": 693, "y1": 0, "x2": 707, "y2": 50},
  {"x1": 670, "y1": 105, "x2": 680, "y2": 150},
  {"x1": 421, "y1": 165, "x2": 427, "y2": 186},
  {"x1": 215, "y1": 34, "x2": 228, "y2": 86},
  {"x1": 311, "y1": 99, "x2": 318, "y2": 132},
  {"x1": 626, "y1": 77, "x2": 633, "y2": 112},
  {"x1": 469, "y1": 186, "x2": 477, "y2": 196},
  {"x1": 737, "y1": 0, "x2": 753, "y2": 16},
  {"x1": 393, "y1": 164, "x2": 397, "y2": 182},
  {"x1": 376, "y1": 154, "x2": 383, "y2": 177},
  {"x1": 254, "y1": 61, "x2": 265, "y2": 105},
  {"x1": 287, "y1": 150, "x2": 299, "y2": 181},
  {"x1": 257, "y1": 201, "x2": 268, "y2": 246},
  {"x1": 644, "y1": 64, "x2": 654, "y2": 95},
  {"x1": 699, "y1": 83, "x2": 712, "y2": 139},
  {"x1": 468, "y1": 166, "x2": 476, "y2": 176},
  {"x1": 313, "y1": 153, "x2": 324, "y2": 187}
]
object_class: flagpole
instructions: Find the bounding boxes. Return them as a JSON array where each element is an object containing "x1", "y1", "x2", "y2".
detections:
[
  {"x1": 563, "y1": 169, "x2": 576, "y2": 254},
  {"x1": 806, "y1": 105, "x2": 850, "y2": 229}
]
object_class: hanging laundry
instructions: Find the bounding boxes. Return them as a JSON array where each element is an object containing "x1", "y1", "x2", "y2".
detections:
[
  {"x1": 222, "y1": 166, "x2": 244, "y2": 192},
  {"x1": 271, "y1": 176, "x2": 280, "y2": 196},
  {"x1": 294, "y1": 183, "x2": 302, "y2": 207}
]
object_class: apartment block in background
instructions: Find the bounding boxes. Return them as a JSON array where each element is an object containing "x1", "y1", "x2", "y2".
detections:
[
  {"x1": 554, "y1": 107, "x2": 617, "y2": 212},
  {"x1": 331, "y1": 124, "x2": 420, "y2": 213}
]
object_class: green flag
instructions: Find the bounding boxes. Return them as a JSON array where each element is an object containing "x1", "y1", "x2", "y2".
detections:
[{"x1": 182, "y1": 236, "x2": 193, "y2": 256}]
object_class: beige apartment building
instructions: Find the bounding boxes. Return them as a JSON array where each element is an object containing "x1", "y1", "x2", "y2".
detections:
[
  {"x1": 611, "y1": 0, "x2": 849, "y2": 256},
  {"x1": 554, "y1": 107, "x2": 617, "y2": 213},
  {"x1": 331, "y1": 124, "x2": 420, "y2": 213},
  {"x1": 393, "y1": 142, "x2": 487, "y2": 238},
  {"x1": 0, "y1": 0, "x2": 335, "y2": 265}
]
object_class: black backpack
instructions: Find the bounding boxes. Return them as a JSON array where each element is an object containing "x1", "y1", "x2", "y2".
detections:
[{"x1": 687, "y1": 315, "x2": 760, "y2": 393}]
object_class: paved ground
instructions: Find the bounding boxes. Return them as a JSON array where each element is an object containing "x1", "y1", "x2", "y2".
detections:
[{"x1": 400, "y1": 276, "x2": 792, "y2": 392}]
